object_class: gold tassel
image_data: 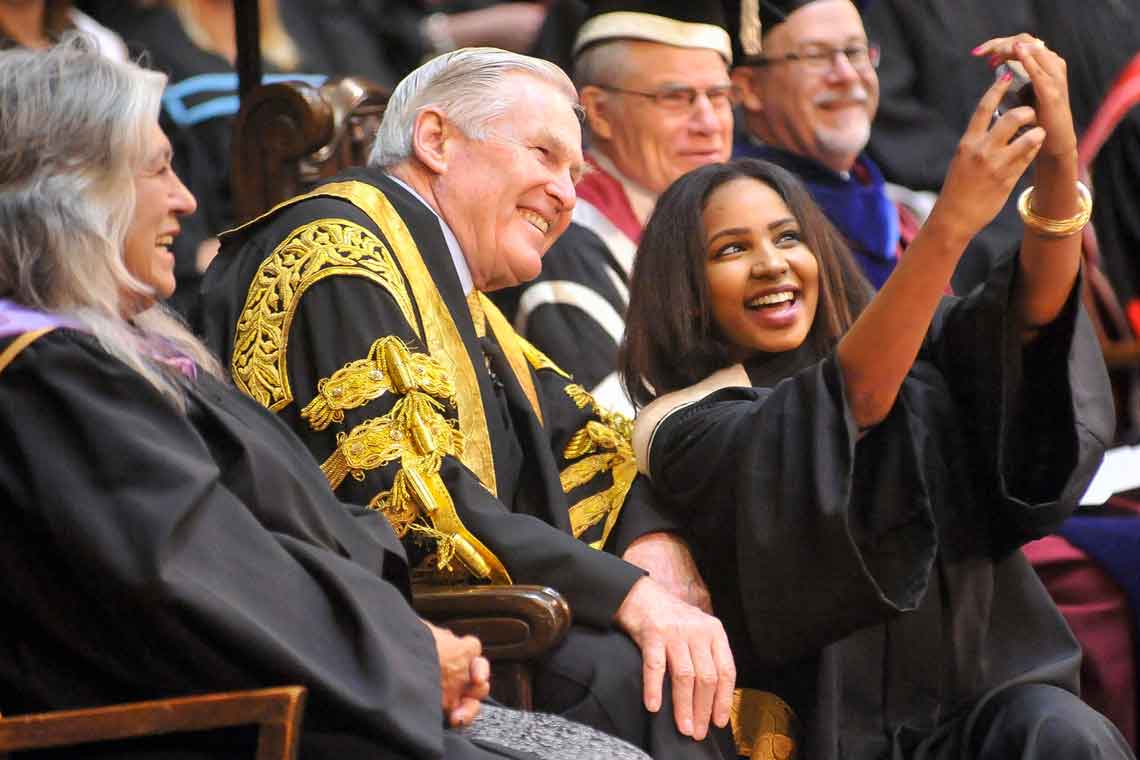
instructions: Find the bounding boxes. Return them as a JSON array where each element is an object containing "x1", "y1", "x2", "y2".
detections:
[
  {"x1": 740, "y1": 0, "x2": 763, "y2": 58},
  {"x1": 560, "y1": 452, "x2": 618, "y2": 493},
  {"x1": 383, "y1": 338, "x2": 417, "y2": 394},
  {"x1": 320, "y1": 445, "x2": 351, "y2": 491}
]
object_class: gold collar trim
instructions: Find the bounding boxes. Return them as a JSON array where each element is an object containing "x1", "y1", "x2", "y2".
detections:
[
  {"x1": 478, "y1": 292, "x2": 544, "y2": 427},
  {"x1": 0, "y1": 327, "x2": 56, "y2": 375}
]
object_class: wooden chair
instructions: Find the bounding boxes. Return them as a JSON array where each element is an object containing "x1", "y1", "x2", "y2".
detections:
[
  {"x1": 230, "y1": 77, "x2": 573, "y2": 709},
  {"x1": 231, "y1": 76, "x2": 390, "y2": 226},
  {"x1": 0, "y1": 686, "x2": 306, "y2": 759}
]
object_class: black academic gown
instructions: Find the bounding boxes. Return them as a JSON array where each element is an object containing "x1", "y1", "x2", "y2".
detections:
[
  {"x1": 199, "y1": 169, "x2": 729, "y2": 758},
  {"x1": 0, "y1": 328, "x2": 527, "y2": 760},
  {"x1": 497, "y1": 220, "x2": 635, "y2": 417},
  {"x1": 644, "y1": 257, "x2": 1125, "y2": 759}
]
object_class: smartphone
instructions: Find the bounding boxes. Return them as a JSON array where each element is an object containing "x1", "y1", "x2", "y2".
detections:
[{"x1": 993, "y1": 61, "x2": 1036, "y2": 138}]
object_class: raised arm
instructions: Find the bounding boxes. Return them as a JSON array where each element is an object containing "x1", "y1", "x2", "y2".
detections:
[
  {"x1": 837, "y1": 52, "x2": 1051, "y2": 429},
  {"x1": 973, "y1": 35, "x2": 1083, "y2": 333}
]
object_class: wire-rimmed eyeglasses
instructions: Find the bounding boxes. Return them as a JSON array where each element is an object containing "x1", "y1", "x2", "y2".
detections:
[
  {"x1": 751, "y1": 43, "x2": 881, "y2": 73},
  {"x1": 596, "y1": 84, "x2": 736, "y2": 112}
]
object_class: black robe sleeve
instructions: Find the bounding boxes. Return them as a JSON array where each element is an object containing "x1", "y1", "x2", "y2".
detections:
[
  {"x1": 922, "y1": 253, "x2": 1114, "y2": 548},
  {"x1": 644, "y1": 255, "x2": 1113, "y2": 668},
  {"x1": 0, "y1": 331, "x2": 447, "y2": 757}
]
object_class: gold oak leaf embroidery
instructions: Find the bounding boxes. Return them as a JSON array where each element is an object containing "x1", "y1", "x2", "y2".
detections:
[
  {"x1": 231, "y1": 220, "x2": 417, "y2": 412},
  {"x1": 560, "y1": 384, "x2": 637, "y2": 548}
]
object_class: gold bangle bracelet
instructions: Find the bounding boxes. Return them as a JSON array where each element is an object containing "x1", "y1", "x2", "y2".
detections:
[{"x1": 1017, "y1": 181, "x2": 1093, "y2": 239}]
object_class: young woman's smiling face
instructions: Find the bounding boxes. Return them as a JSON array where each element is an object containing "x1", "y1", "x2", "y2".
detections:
[{"x1": 703, "y1": 176, "x2": 819, "y2": 358}]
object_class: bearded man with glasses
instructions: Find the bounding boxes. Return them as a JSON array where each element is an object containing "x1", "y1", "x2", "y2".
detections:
[
  {"x1": 726, "y1": 0, "x2": 914, "y2": 290},
  {"x1": 495, "y1": 1, "x2": 734, "y2": 418}
]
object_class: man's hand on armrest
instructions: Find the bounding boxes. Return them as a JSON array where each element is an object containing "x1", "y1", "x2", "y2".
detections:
[{"x1": 613, "y1": 576, "x2": 736, "y2": 742}]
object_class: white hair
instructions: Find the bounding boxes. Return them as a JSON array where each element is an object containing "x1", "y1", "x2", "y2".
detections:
[
  {"x1": 369, "y1": 47, "x2": 579, "y2": 168},
  {"x1": 0, "y1": 33, "x2": 222, "y2": 408},
  {"x1": 572, "y1": 39, "x2": 636, "y2": 89}
]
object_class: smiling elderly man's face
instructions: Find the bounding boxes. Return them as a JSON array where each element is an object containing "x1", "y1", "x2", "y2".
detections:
[
  {"x1": 583, "y1": 40, "x2": 735, "y2": 195},
  {"x1": 433, "y1": 72, "x2": 584, "y2": 292},
  {"x1": 735, "y1": 0, "x2": 879, "y2": 174}
]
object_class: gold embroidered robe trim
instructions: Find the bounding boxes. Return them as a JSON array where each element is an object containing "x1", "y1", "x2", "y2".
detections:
[
  {"x1": 517, "y1": 333, "x2": 571, "y2": 380},
  {"x1": 229, "y1": 219, "x2": 417, "y2": 412},
  {"x1": 316, "y1": 340, "x2": 510, "y2": 584},
  {"x1": 564, "y1": 383, "x2": 634, "y2": 441},
  {"x1": 301, "y1": 336, "x2": 454, "y2": 431},
  {"x1": 478, "y1": 292, "x2": 544, "y2": 426},
  {"x1": 319, "y1": 390, "x2": 460, "y2": 492},
  {"x1": 297, "y1": 181, "x2": 499, "y2": 497},
  {"x1": 560, "y1": 384, "x2": 637, "y2": 549}
]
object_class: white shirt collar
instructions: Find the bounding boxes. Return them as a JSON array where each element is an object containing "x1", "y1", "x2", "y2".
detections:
[
  {"x1": 386, "y1": 173, "x2": 474, "y2": 295},
  {"x1": 588, "y1": 150, "x2": 658, "y2": 226}
]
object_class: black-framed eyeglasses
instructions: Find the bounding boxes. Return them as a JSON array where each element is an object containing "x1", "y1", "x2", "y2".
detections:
[
  {"x1": 597, "y1": 84, "x2": 736, "y2": 112},
  {"x1": 752, "y1": 42, "x2": 881, "y2": 73}
]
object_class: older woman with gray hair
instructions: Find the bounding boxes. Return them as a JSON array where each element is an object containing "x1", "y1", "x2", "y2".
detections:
[{"x1": 0, "y1": 35, "x2": 650, "y2": 760}]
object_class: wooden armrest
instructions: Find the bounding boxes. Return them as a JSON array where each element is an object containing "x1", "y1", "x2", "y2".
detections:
[
  {"x1": 0, "y1": 686, "x2": 306, "y2": 760},
  {"x1": 413, "y1": 585, "x2": 571, "y2": 661}
]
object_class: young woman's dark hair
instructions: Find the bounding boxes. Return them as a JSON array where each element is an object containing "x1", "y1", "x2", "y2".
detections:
[{"x1": 619, "y1": 158, "x2": 873, "y2": 408}]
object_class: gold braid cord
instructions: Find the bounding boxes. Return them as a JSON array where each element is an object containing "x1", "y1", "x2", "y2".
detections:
[
  {"x1": 230, "y1": 219, "x2": 418, "y2": 412},
  {"x1": 301, "y1": 335, "x2": 454, "y2": 431},
  {"x1": 560, "y1": 384, "x2": 637, "y2": 549},
  {"x1": 319, "y1": 338, "x2": 510, "y2": 584}
]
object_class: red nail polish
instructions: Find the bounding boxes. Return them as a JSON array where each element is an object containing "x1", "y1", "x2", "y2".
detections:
[
  {"x1": 971, "y1": 45, "x2": 984, "y2": 55},
  {"x1": 1001, "y1": 71, "x2": 1013, "y2": 82}
]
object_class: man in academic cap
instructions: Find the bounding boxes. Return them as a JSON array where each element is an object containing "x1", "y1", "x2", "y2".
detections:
[
  {"x1": 497, "y1": 2, "x2": 735, "y2": 416},
  {"x1": 727, "y1": 0, "x2": 921, "y2": 291}
]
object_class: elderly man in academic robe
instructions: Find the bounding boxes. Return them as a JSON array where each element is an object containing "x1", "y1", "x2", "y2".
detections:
[{"x1": 199, "y1": 47, "x2": 734, "y2": 759}]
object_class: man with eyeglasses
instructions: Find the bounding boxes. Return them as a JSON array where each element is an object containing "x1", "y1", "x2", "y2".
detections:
[
  {"x1": 727, "y1": 0, "x2": 913, "y2": 290},
  {"x1": 495, "y1": 1, "x2": 734, "y2": 417}
]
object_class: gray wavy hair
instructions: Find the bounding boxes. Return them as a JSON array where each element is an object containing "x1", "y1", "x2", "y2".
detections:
[
  {"x1": 369, "y1": 47, "x2": 579, "y2": 168},
  {"x1": 0, "y1": 34, "x2": 221, "y2": 407}
]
